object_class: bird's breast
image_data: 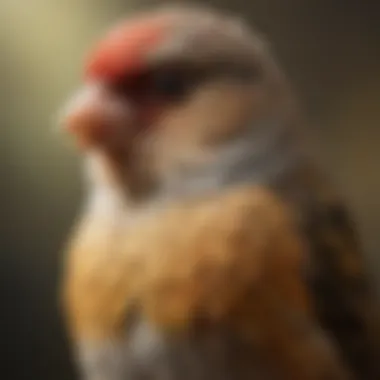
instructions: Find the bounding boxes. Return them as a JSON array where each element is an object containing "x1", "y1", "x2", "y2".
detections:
[{"x1": 63, "y1": 184, "x2": 309, "y2": 341}]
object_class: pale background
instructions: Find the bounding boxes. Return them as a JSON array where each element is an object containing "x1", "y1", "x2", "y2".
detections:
[{"x1": 1, "y1": 1, "x2": 379, "y2": 379}]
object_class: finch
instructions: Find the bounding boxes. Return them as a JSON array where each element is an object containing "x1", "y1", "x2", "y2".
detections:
[{"x1": 60, "y1": 5, "x2": 380, "y2": 379}]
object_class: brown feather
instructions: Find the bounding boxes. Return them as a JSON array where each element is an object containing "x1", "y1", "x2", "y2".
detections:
[
  {"x1": 63, "y1": 185, "x2": 350, "y2": 379},
  {"x1": 275, "y1": 164, "x2": 380, "y2": 379}
]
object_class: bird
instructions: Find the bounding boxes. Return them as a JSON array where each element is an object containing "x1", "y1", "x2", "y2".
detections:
[{"x1": 59, "y1": 5, "x2": 380, "y2": 380}]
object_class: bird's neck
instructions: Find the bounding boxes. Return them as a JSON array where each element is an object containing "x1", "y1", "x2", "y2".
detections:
[
  {"x1": 82, "y1": 153, "x2": 155, "y2": 224},
  {"x1": 83, "y1": 152, "x2": 129, "y2": 220},
  {"x1": 82, "y1": 119, "x2": 310, "y2": 213},
  {"x1": 156, "y1": 120, "x2": 308, "y2": 202}
]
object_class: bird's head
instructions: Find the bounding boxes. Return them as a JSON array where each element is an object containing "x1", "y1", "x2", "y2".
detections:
[{"x1": 61, "y1": 5, "x2": 300, "y2": 202}]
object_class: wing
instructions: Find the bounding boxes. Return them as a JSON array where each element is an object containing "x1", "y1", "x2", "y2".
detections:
[
  {"x1": 275, "y1": 167, "x2": 380, "y2": 379},
  {"x1": 64, "y1": 185, "x2": 351, "y2": 380}
]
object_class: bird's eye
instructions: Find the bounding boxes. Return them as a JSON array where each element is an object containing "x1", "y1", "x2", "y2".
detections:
[
  {"x1": 115, "y1": 65, "x2": 195, "y2": 103},
  {"x1": 149, "y1": 68, "x2": 190, "y2": 100}
]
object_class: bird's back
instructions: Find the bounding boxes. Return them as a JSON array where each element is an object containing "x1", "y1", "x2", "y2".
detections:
[{"x1": 274, "y1": 163, "x2": 380, "y2": 379}]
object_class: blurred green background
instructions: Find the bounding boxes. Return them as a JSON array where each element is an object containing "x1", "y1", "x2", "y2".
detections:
[{"x1": 0, "y1": 1, "x2": 379, "y2": 379}]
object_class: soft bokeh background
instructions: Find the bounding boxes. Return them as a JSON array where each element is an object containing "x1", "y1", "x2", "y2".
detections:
[{"x1": 1, "y1": 1, "x2": 379, "y2": 379}]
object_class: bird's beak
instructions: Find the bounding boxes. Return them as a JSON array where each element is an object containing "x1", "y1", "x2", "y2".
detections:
[{"x1": 60, "y1": 83, "x2": 133, "y2": 150}]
